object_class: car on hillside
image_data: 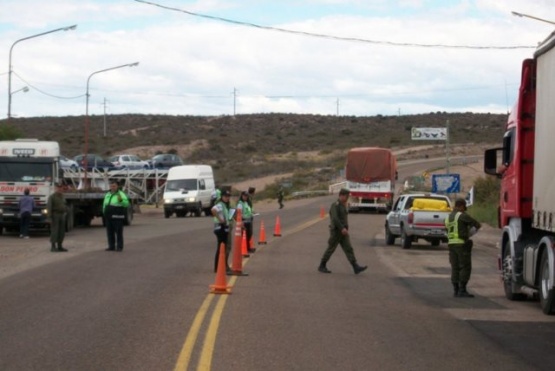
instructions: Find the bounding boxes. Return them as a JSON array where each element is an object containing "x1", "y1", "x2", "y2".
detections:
[
  {"x1": 60, "y1": 156, "x2": 79, "y2": 170},
  {"x1": 74, "y1": 154, "x2": 115, "y2": 171},
  {"x1": 148, "y1": 154, "x2": 183, "y2": 169},
  {"x1": 109, "y1": 154, "x2": 150, "y2": 170}
]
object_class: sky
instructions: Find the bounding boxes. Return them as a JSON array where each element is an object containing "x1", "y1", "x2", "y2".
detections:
[{"x1": 0, "y1": 0, "x2": 554, "y2": 119}]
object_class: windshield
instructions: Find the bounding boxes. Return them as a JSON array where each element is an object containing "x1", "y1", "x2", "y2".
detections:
[
  {"x1": 166, "y1": 179, "x2": 197, "y2": 191},
  {"x1": 0, "y1": 162, "x2": 53, "y2": 182}
]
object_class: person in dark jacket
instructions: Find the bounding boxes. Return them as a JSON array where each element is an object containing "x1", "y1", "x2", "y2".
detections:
[
  {"x1": 445, "y1": 198, "x2": 482, "y2": 297},
  {"x1": 103, "y1": 181, "x2": 130, "y2": 252},
  {"x1": 318, "y1": 188, "x2": 367, "y2": 274},
  {"x1": 19, "y1": 188, "x2": 35, "y2": 239},
  {"x1": 47, "y1": 183, "x2": 68, "y2": 252}
]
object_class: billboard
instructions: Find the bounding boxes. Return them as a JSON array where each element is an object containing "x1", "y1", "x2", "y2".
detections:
[
  {"x1": 411, "y1": 127, "x2": 447, "y2": 140},
  {"x1": 432, "y1": 174, "x2": 460, "y2": 193}
]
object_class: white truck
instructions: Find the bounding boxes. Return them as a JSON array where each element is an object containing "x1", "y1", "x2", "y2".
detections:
[
  {"x1": 0, "y1": 139, "x2": 132, "y2": 234},
  {"x1": 345, "y1": 147, "x2": 397, "y2": 213},
  {"x1": 385, "y1": 193, "x2": 452, "y2": 249},
  {"x1": 163, "y1": 165, "x2": 215, "y2": 218}
]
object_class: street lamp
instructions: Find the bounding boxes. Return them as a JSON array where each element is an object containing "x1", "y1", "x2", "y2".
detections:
[
  {"x1": 83, "y1": 62, "x2": 139, "y2": 183},
  {"x1": 7, "y1": 24, "x2": 77, "y2": 120},
  {"x1": 511, "y1": 11, "x2": 555, "y2": 26},
  {"x1": 12, "y1": 86, "x2": 30, "y2": 95}
]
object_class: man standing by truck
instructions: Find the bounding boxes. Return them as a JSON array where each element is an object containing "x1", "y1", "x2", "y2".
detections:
[
  {"x1": 445, "y1": 198, "x2": 481, "y2": 298},
  {"x1": 103, "y1": 181, "x2": 130, "y2": 252},
  {"x1": 47, "y1": 183, "x2": 68, "y2": 252}
]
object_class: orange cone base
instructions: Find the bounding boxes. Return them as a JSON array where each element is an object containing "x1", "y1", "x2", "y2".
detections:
[
  {"x1": 242, "y1": 254, "x2": 250, "y2": 258},
  {"x1": 210, "y1": 284, "x2": 232, "y2": 294},
  {"x1": 258, "y1": 241, "x2": 267, "y2": 245},
  {"x1": 273, "y1": 233, "x2": 281, "y2": 237}
]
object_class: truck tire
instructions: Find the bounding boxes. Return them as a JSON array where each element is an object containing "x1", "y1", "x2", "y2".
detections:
[
  {"x1": 401, "y1": 227, "x2": 412, "y2": 249},
  {"x1": 385, "y1": 223, "x2": 395, "y2": 245},
  {"x1": 65, "y1": 204, "x2": 74, "y2": 232},
  {"x1": 431, "y1": 240, "x2": 440, "y2": 247},
  {"x1": 502, "y1": 241, "x2": 526, "y2": 301},
  {"x1": 164, "y1": 210, "x2": 171, "y2": 219},
  {"x1": 540, "y1": 251, "x2": 555, "y2": 315},
  {"x1": 194, "y1": 203, "x2": 202, "y2": 217},
  {"x1": 124, "y1": 207, "x2": 133, "y2": 226}
]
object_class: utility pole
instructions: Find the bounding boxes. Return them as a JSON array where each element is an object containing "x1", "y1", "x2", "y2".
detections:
[
  {"x1": 446, "y1": 119, "x2": 450, "y2": 174},
  {"x1": 336, "y1": 98, "x2": 339, "y2": 116},
  {"x1": 103, "y1": 98, "x2": 108, "y2": 137},
  {"x1": 233, "y1": 87, "x2": 237, "y2": 116}
]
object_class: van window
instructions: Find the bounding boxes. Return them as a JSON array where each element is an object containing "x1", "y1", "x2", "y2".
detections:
[
  {"x1": 166, "y1": 179, "x2": 197, "y2": 191},
  {"x1": 199, "y1": 179, "x2": 206, "y2": 190}
]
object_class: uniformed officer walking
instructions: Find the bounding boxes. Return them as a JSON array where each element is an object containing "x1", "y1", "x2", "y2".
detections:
[
  {"x1": 445, "y1": 198, "x2": 481, "y2": 297},
  {"x1": 47, "y1": 183, "x2": 68, "y2": 252},
  {"x1": 318, "y1": 188, "x2": 367, "y2": 274}
]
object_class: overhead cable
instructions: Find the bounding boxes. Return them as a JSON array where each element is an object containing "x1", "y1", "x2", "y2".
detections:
[{"x1": 134, "y1": 0, "x2": 534, "y2": 50}]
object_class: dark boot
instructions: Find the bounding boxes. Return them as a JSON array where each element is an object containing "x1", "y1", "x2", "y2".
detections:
[
  {"x1": 452, "y1": 283, "x2": 460, "y2": 297},
  {"x1": 318, "y1": 262, "x2": 331, "y2": 273},
  {"x1": 57, "y1": 244, "x2": 68, "y2": 252},
  {"x1": 458, "y1": 284, "x2": 474, "y2": 298},
  {"x1": 352, "y1": 263, "x2": 367, "y2": 275},
  {"x1": 51, "y1": 243, "x2": 57, "y2": 252}
]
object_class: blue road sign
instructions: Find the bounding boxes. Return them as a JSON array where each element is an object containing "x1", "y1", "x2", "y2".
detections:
[{"x1": 432, "y1": 174, "x2": 460, "y2": 193}]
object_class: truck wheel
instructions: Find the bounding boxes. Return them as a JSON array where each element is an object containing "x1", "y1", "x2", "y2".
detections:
[
  {"x1": 431, "y1": 240, "x2": 440, "y2": 247},
  {"x1": 502, "y1": 241, "x2": 526, "y2": 301},
  {"x1": 385, "y1": 223, "x2": 395, "y2": 245},
  {"x1": 0, "y1": 226, "x2": 3, "y2": 235},
  {"x1": 164, "y1": 210, "x2": 171, "y2": 219},
  {"x1": 124, "y1": 207, "x2": 133, "y2": 226},
  {"x1": 540, "y1": 251, "x2": 555, "y2": 314},
  {"x1": 401, "y1": 228, "x2": 412, "y2": 249},
  {"x1": 194, "y1": 204, "x2": 202, "y2": 217},
  {"x1": 203, "y1": 208, "x2": 212, "y2": 217}
]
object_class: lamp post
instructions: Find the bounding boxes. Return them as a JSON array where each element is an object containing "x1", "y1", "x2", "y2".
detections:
[
  {"x1": 511, "y1": 11, "x2": 555, "y2": 26},
  {"x1": 83, "y1": 62, "x2": 139, "y2": 184},
  {"x1": 7, "y1": 24, "x2": 77, "y2": 121}
]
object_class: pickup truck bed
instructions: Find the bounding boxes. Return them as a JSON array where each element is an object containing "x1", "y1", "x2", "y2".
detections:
[{"x1": 385, "y1": 194, "x2": 452, "y2": 249}]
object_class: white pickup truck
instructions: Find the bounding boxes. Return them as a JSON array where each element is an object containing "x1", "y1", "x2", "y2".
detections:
[{"x1": 384, "y1": 193, "x2": 452, "y2": 249}]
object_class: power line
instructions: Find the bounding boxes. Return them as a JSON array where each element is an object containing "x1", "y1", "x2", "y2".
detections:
[
  {"x1": 13, "y1": 72, "x2": 85, "y2": 100},
  {"x1": 134, "y1": 0, "x2": 535, "y2": 50}
]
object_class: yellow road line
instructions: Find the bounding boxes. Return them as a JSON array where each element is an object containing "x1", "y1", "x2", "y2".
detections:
[
  {"x1": 173, "y1": 294, "x2": 215, "y2": 371},
  {"x1": 196, "y1": 294, "x2": 229, "y2": 370}
]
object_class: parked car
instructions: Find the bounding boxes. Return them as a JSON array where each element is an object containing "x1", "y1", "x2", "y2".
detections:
[
  {"x1": 109, "y1": 154, "x2": 150, "y2": 170},
  {"x1": 148, "y1": 154, "x2": 183, "y2": 169},
  {"x1": 60, "y1": 156, "x2": 78, "y2": 170},
  {"x1": 74, "y1": 154, "x2": 115, "y2": 171}
]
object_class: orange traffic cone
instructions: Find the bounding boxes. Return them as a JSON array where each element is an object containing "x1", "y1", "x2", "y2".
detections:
[
  {"x1": 210, "y1": 243, "x2": 231, "y2": 294},
  {"x1": 273, "y1": 215, "x2": 282, "y2": 237},
  {"x1": 231, "y1": 209, "x2": 248, "y2": 276},
  {"x1": 320, "y1": 206, "x2": 326, "y2": 218},
  {"x1": 258, "y1": 220, "x2": 267, "y2": 245},
  {"x1": 241, "y1": 230, "x2": 250, "y2": 257},
  {"x1": 249, "y1": 234, "x2": 256, "y2": 252}
]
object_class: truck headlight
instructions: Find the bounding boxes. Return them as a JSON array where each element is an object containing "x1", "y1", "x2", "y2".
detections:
[
  {"x1": 187, "y1": 197, "x2": 197, "y2": 202},
  {"x1": 42, "y1": 209, "x2": 48, "y2": 215},
  {"x1": 164, "y1": 199, "x2": 173, "y2": 204}
]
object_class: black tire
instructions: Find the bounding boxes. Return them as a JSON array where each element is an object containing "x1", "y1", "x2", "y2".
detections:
[
  {"x1": 194, "y1": 204, "x2": 202, "y2": 217},
  {"x1": 164, "y1": 210, "x2": 171, "y2": 219},
  {"x1": 540, "y1": 251, "x2": 555, "y2": 314},
  {"x1": 431, "y1": 240, "x2": 440, "y2": 247},
  {"x1": 401, "y1": 227, "x2": 412, "y2": 249},
  {"x1": 124, "y1": 207, "x2": 133, "y2": 226},
  {"x1": 502, "y1": 241, "x2": 526, "y2": 301},
  {"x1": 385, "y1": 223, "x2": 395, "y2": 245}
]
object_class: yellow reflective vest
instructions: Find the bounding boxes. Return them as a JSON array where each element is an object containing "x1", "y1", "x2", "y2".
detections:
[{"x1": 445, "y1": 212, "x2": 465, "y2": 244}]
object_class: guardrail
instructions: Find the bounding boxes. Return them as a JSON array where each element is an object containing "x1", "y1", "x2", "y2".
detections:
[{"x1": 290, "y1": 190, "x2": 330, "y2": 199}]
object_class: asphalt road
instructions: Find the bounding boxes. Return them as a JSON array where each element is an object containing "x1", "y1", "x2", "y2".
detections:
[{"x1": 1, "y1": 159, "x2": 554, "y2": 370}]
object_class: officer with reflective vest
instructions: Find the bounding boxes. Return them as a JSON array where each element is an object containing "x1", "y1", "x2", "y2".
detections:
[
  {"x1": 237, "y1": 191, "x2": 255, "y2": 254},
  {"x1": 103, "y1": 180, "x2": 130, "y2": 252},
  {"x1": 445, "y1": 198, "x2": 481, "y2": 297},
  {"x1": 211, "y1": 189, "x2": 232, "y2": 274}
]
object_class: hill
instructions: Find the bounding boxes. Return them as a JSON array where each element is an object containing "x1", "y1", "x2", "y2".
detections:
[{"x1": 2, "y1": 112, "x2": 505, "y2": 188}]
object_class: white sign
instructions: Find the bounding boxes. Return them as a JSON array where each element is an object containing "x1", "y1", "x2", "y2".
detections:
[{"x1": 411, "y1": 127, "x2": 447, "y2": 141}]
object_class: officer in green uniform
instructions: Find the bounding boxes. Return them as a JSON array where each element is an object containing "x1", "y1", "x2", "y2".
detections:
[
  {"x1": 445, "y1": 198, "x2": 481, "y2": 297},
  {"x1": 47, "y1": 183, "x2": 68, "y2": 252},
  {"x1": 318, "y1": 188, "x2": 367, "y2": 274}
]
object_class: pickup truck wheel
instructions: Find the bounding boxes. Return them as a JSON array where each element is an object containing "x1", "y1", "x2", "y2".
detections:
[
  {"x1": 540, "y1": 251, "x2": 555, "y2": 314},
  {"x1": 401, "y1": 228, "x2": 412, "y2": 249},
  {"x1": 385, "y1": 223, "x2": 395, "y2": 245},
  {"x1": 502, "y1": 241, "x2": 526, "y2": 301},
  {"x1": 164, "y1": 210, "x2": 171, "y2": 219},
  {"x1": 431, "y1": 240, "x2": 440, "y2": 247}
]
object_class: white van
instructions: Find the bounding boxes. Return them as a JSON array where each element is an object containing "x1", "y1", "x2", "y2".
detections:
[{"x1": 163, "y1": 165, "x2": 215, "y2": 218}]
